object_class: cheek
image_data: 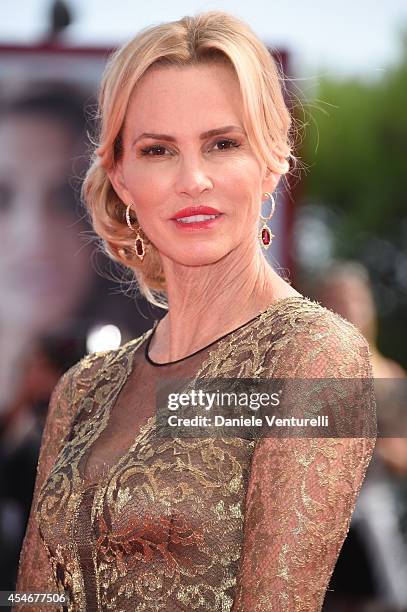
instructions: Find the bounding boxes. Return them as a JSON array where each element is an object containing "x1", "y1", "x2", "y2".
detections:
[
  {"x1": 123, "y1": 166, "x2": 167, "y2": 216},
  {"x1": 228, "y1": 168, "x2": 262, "y2": 220}
]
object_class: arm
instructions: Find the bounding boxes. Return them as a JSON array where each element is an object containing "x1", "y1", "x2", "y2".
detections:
[
  {"x1": 14, "y1": 351, "x2": 108, "y2": 610},
  {"x1": 12, "y1": 368, "x2": 77, "y2": 611},
  {"x1": 232, "y1": 314, "x2": 377, "y2": 611}
]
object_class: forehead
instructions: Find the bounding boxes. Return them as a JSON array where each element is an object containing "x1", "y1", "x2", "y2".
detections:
[{"x1": 124, "y1": 63, "x2": 244, "y2": 135}]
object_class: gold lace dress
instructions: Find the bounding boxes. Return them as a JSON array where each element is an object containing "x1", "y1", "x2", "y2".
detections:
[{"x1": 15, "y1": 296, "x2": 376, "y2": 611}]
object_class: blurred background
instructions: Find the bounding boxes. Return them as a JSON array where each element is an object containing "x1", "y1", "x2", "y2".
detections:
[{"x1": 0, "y1": 1, "x2": 406, "y2": 610}]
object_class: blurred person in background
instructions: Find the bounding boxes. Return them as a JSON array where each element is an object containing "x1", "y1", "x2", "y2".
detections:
[
  {"x1": 316, "y1": 262, "x2": 405, "y2": 379},
  {"x1": 317, "y1": 261, "x2": 407, "y2": 612}
]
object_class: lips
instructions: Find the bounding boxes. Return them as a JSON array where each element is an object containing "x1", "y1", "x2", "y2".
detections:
[
  {"x1": 170, "y1": 205, "x2": 224, "y2": 231},
  {"x1": 171, "y1": 206, "x2": 222, "y2": 220}
]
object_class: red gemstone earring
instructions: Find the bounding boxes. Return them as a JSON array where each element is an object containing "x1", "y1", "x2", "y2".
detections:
[
  {"x1": 125, "y1": 203, "x2": 146, "y2": 261},
  {"x1": 259, "y1": 191, "x2": 275, "y2": 249}
]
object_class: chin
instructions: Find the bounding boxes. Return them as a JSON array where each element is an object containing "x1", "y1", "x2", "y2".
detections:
[{"x1": 163, "y1": 244, "x2": 231, "y2": 267}]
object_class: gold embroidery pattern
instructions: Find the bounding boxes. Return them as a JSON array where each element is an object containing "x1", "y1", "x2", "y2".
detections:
[{"x1": 15, "y1": 297, "x2": 376, "y2": 611}]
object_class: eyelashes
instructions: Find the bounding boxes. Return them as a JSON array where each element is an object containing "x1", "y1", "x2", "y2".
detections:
[
  {"x1": 213, "y1": 139, "x2": 241, "y2": 151},
  {"x1": 140, "y1": 144, "x2": 167, "y2": 156},
  {"x1": 139, "y1": 138, "x2": 241, "y2": 157}
]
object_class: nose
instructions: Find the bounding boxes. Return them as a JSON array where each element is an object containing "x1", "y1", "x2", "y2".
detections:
[{"x1": 174, "y1": 155, "x2": 213, "y2": 199}]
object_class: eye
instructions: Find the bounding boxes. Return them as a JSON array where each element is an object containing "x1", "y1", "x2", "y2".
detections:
[
  {"x1": 212, "y1": 138, "x2": 240, "y2": 151},
  {"x1": 140, "y1": 144, "x2": 170, "y2": 157}
]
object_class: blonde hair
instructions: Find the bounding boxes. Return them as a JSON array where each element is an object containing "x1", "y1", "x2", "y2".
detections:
[{"x1": 82, "y1": 11, "x2": 295, "y2": 309}]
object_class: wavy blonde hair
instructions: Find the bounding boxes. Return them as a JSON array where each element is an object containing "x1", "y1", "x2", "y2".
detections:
[{"x1": 82, "y1": 11, "x2": 295, "y2": 309}]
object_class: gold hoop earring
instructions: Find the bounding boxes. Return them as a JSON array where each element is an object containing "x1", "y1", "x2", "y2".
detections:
[
  {"x1": 259, "y1": 191, "x2": 275, "y2": 249},
  {"x1": 125, "y1": 203, "x2": 145, "y2": 262}
]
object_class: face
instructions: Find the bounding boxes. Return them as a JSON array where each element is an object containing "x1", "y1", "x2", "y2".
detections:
[
  {"x1": 0, "y1": 114, "x2": 94, "y2": 332},
  {"x1": 110, "y1": 62, "x2": 279, "y2": 268}
]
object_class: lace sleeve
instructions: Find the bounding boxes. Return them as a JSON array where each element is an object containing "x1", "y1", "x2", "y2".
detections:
[
  {"x1": 232, "y1": 313, "x2": 377, "y2": 611},
  {"x1": 14, "y1": 351, "x2": 108, "y2": 610}
]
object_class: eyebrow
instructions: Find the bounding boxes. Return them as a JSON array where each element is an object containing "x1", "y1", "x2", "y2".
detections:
[{"x1": 132, "y1": 125, "x2": 245, "y2": 146}]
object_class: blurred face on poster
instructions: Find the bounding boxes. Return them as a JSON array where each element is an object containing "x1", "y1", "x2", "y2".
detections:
[{"x1": 0, "y1": 109, "x2": 93, "y2": 334}]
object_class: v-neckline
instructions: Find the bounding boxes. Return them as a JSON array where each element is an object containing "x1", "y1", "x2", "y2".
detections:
[{"x1": 78, "y1": 295, "x2": 307, "y2": 491}]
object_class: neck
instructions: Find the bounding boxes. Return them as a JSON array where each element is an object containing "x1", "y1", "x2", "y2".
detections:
[{"x1": 150, "y1": 241, "x2": 299, "y2": 363}]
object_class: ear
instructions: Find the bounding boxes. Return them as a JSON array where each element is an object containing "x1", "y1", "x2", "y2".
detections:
[
  {"x1": 262, "y1": 166, "x2": 282, "y2": 195},
  {"x1": 107, "y1": 162, "x2": 133, "y2": 205}
]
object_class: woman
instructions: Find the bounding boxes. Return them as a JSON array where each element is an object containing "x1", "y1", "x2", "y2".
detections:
[{"x1": 15, "y1": 12, "x2": 376, "y2": 611}]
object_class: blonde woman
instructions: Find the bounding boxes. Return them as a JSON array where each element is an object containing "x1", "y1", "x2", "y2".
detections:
[{"x1": 15, "y1": 12, "x2": 376, "y2": 611}]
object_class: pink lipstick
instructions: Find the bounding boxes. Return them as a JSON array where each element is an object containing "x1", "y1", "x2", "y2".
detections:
[{"x1": 171, "y1": 205, "x2": 223, "y2": 231}]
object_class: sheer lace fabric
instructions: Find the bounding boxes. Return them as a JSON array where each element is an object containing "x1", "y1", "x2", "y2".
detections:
[{"x1": 15, "y1": 296, "x2": 376, "y2": 611}]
